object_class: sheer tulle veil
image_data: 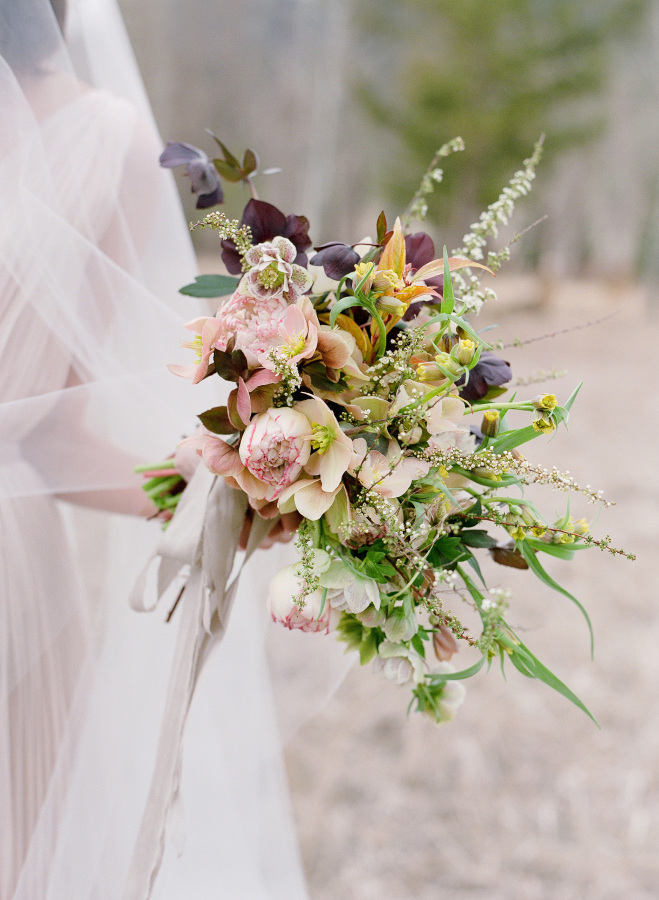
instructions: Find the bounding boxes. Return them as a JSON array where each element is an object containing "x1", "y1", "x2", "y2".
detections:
[{"x1": 0, "y1": 1, "x2": 308, "y2": 897}]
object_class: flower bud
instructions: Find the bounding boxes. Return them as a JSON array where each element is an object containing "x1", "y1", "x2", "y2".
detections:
[
  {"x1": 518, "y1": 506, "x2": 545, "y2": 537},
  {"x1": 416, "y1": 361, "x2": 445, "y2": 383},
  {"x1": 353, "y1": 261, "x2": 375, "y2": 294},
  {"x1": 532, "y1": 393, "x2": 557, "y2": 411},
  {"x1": 357, "y1": 605, "x2": 387, "y2": 628},
  {"x1": 455, "y1": 339, "x2": 476, "y2": 366},
  {"x1": 472, "y1": 466, "x2": 501, "y2": 481},
  {"x1": 376, "y1": 294, "x2": 406, "y2": 317},
  {"x1": 438, "y1": 332, "x2": 457, "y2": 354},
  {"x1": 384, "y1": 606, "x2": 418, "y2": 642},
  {"x1": 532, "y1": 410, "x2": 556, "y2": 434},
  {"x1": 433, "y1": 626, "x2": 459, "y2": 661},
  {"x1": 434, "y1": 352, "x2": 463, "y2": 378},
  {"x1": 398, "y1": 425, "x2": 423, "y2": 445},
  {"x1": 480, "y1": 409, "x2": 500, "y2": 437},
  {"x1": 572, "y1": 517, "x2": 590, "y2": 536}
]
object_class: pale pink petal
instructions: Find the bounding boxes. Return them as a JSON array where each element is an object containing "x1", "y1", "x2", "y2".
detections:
[
  {"x1": 319, "y1": 440, "x2": 353, "y2": 492},
  {"x1": 236, "y1": 377, "x2": 252, "y2": 424},
  {"x1": 282, "y1": 304, "x2": 307, "y2": 334},
  {"x1": 317, "y1": 329, "x2": 352, "y2": 368},
  {"x1": 167, "y1": 363, "x2": 199, "y2": 380},
  {"x1": 304, "y1": 452, "x2": 322, "y2": 477},
  {"x1": 290, "y1": 481, "x2": 340, "y2": 520},
  {"x1": 245, "y1": 368, "x2": 280, "y2": 390},
  {"x1": 183, "y1": 316, "x2": 212, "y2": 332},
  {"x1": 202, "y1": 437, "x2": 245, "y2": 477},
  {"x1": 233, "y1": 467, "x2": 270, "y2": 501}
]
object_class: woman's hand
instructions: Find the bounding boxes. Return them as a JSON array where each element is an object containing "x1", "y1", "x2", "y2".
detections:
[{"x1": 238, "y1": 510, "x2": 303, "y2": 551}]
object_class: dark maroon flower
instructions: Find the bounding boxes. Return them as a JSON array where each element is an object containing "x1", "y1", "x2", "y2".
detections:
[
  {"x1": 221, "y1": 199, "x2": 312, "y2": 275},
  {"x1": 404, "y1": 232, "x2": 436, "y2": 271},
  {"x1": 309, "y1": 242, "x2": 361, "y2": 281},
  {"x1": 457, "y1": 352, "x2": 512, "y2": 402},
  {"x1": 159, "y1": 142, "x2": 223, "y2": 209}
]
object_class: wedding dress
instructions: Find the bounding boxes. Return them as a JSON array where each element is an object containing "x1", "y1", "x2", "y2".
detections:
[{"x1": 0, "y1": 1, "x2": 307, "y2": 897}]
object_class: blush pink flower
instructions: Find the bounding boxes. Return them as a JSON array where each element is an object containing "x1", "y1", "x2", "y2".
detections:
[
  {"x1": 168, "y1": 316, "x2": 224, "y2": 383},
  {"x1": 426, "y1": 395, "x2": 474, "y2": 454},
  {"x1": 178, "y1": 430, "x2": 245, "y2": 478},
  {"x1": 295, "y1": 396, "x2": 353, "y2": 492},
  {"x1": 239, "y1": 407, "x2": 312, "y2": 500},
  {"x1": 258, "y1": 302, "x2": 319, "y2": 372},
  {"x1": 351, "y1": 438, "x2": 430, "y2": 498}
]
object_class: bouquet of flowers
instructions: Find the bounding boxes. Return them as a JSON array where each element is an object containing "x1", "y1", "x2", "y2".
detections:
[{"x1": 147, "y1": 135, "x2": 632, "y2": 725}]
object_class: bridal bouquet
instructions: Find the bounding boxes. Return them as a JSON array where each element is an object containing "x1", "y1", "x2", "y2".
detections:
[{"x1": 147, "y1": 136, "x2": 631, "y2": 725}]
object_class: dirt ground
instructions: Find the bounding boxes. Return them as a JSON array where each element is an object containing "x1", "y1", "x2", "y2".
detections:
[{"x1": 283, "y1": 278, "x2": 659, "y2": 900}]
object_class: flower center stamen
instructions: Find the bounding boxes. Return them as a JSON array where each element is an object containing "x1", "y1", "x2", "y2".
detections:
[{"x1": 310, "y1": 423, "x2": 335, "y2": 454}]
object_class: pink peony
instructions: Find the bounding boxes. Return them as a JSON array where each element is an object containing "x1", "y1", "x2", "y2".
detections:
[
  {"x1": 213, "y1": 289, "x2": 291, "y2": 368},
  {"x1": 239, "y1": 407, "x2": 312, "y2": 500}
]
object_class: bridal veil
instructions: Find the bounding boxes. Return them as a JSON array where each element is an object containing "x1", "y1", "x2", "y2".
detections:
[{"x1": 0, "y1": 1, "x2": 307, "y2": 896}]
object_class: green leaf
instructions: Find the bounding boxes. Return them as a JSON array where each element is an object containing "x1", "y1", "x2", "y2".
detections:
[
  {"x1": 214, "y1": 138, "x2": 241, "y2": 169},
  {"x1": 523, "y1": 537, "x2": 583, "y2": 561},
  {"x1": 359, "y1": 629, "x2": 379, "y2": 665},
  {"x1": 376, "y1": 210, "x2": 387, "y2": 245},
  {"x1": 427, "y1": 536, "x2": 471, "y2": 569},
  {"x1": 426, "y1": 655, "x2": 487, "y2": 683},
  {"x1": 213, "y1": 158, "x2": 243, "y2": 182},
  {"x1": 329, "y1": 295, "x2": 367, "y2": 328},
  {"x1": 490, "y1": 424, "x2": 542, "y2": 454},
  {"x1": 465, "y1": 553, "x2": 487, "y2": 587},
  {"x1": 411, "y1": 633, "x2": 426, "y2": 659},
  {"x1": 518, "y1": 542, "x2": 594, "y2": 656},
  {"x1": 482, "y1": 384, "x2": 508, "y2": 402},
  {"x1": 197, "y1": 406, "x2": 237, "y2": 435},
  {"x1": 459, "y1": 529, "x2": 496, "y2": 549},
  {"x1": 179, "y1": 274, "x2": 240, "y2": 298},
  {"x1": 563, "y1": 381, "x2": 583, "y2": 413},
  {"x1": 506, "y1": 635, "x2": 599, "y2": 726},
  {"x1": 305, "y1": 361, "x2": 348, "y2": 394},
  {"x1": 450, "y1": 465, "x2": 519, "y2": 489},
  {"x1": 440, "y1": 246, "x2": 455, "y2": 315},
  {"x1": 457, "y1": 565, "x2": 485, "y2": 606},
  {"x1": 242, "y1": 148, "x2": 258, "y2": 175}
]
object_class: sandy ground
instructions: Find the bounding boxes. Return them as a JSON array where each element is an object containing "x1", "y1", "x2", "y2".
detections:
[{"x1": 283, "y1": 278, "x2": 659, "y2": 900}]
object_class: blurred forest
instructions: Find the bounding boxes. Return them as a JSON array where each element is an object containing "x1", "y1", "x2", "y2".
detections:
[{"x1": 118, "y1": 0, "x2": 659, "y2": 283}]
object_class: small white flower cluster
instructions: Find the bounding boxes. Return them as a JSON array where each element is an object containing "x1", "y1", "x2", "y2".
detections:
[
  {"x1": 363, "y1": 329, "x2": 424, "y2": 401},
  {"x1": 451, "y1": 137, "x2": 544, "y2": 313},
  {"x1": 403, "y1": 137, "x2": 466, "y2": 226},
  {"x1": 191, "y1": 211, "x2": 252, "y2": 262},
  {"x1": 478, "y1": 587, "x2": 511, "y2": 655},
  {"x1": 268, "y1": 352, "x2": 302, "y2": 406}
]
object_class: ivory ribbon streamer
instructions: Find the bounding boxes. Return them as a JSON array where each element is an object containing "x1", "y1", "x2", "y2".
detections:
[{"x1": 123, "y1": 464, "x2": 272, "y2": 900}]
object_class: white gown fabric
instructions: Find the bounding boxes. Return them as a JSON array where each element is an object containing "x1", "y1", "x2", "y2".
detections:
[{"x1": 0, "y1": 1, "x2": 307, "y2": 897}]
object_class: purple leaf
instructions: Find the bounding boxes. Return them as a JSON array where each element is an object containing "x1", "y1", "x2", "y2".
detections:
[
  {"x1": 221, "y1": 200, "x2": 312, "y2": 273},
  {"x1": 310, "y1": 243, "x2": 360, "y2": 281},
  {"x1": 457, "y1": 352, "x2": 512, "y2": 402},
  {"x1": 404, "y1": 232, "x2": 435, "y2": 270}
]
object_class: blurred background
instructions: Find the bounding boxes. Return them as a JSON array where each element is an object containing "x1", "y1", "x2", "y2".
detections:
[
  {"x1": 119, "y1": 0, "x2": 659, "y2": 283},
  {"x1": 118, "y1": 1, "x2": 659, "y2": 897}
]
